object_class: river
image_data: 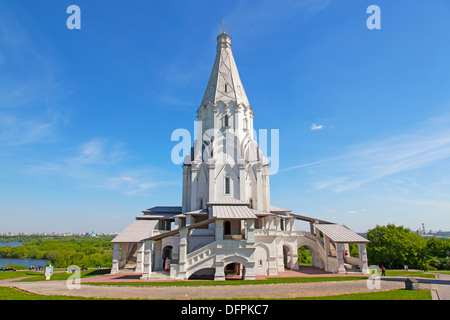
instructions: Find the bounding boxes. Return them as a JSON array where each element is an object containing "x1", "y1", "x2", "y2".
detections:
[{"x1": 0, "y1": 242, "x2": 50, "y2": 268}]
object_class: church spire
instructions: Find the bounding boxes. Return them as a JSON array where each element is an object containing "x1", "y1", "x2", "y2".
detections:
[{"x1": 200, "y1": 30, "x2": 250, "y2": 108}]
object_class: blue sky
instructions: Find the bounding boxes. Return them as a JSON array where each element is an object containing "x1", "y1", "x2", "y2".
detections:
[{"x1": 1, "y1": 0, "x2": 449, "y2": 234}]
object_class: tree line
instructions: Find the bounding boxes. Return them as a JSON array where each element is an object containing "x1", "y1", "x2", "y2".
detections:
[
  {"x1": 366, "y1": 224, "x2": 450, "y2": 270},
  {"x1": 0, "y1": 235, "x2": 114, "y2": 268}
]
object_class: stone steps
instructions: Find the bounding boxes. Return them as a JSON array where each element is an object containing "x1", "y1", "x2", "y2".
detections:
[{"x1": 147, "y1": 271, "x2": 173, "y2": 280}]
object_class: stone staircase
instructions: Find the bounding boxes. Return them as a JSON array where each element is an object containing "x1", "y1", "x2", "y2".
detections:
[
  {"x1": 185, "y1": 241, "x2": 217, "y2": 279},
  {"x1": 146, "y1": 270, "x2": 174, "y2": 281}
]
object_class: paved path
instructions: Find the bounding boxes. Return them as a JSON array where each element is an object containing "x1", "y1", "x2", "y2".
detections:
[
  {"x1": 381, "y1": 274, "x2": 450, "y2": 300},
  {"x1": 2, "y1": 279, "x2": 404, "y2": 299},
  {"x1": 430, "y1": 273, "x2": 450, "y2": 300}
]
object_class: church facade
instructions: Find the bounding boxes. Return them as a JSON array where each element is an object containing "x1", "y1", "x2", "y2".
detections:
[{"x1": 110, "y1": 31, "x2": 370, "y2": 280}]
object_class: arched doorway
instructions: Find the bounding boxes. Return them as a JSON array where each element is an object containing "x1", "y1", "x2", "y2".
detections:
[
  {"x1": 224, "y1": 221, "x2": 231, "y2": 235},
  {"x1": 162, "y1": 245, "x2": 173, "y2": 270},
  {"x1": 298, "y1": 245, "x2": 312, "y2": 266},
  {"x1": 297, "y1": 244, "x2": 327, "y2": 273},
  {"x1": 224, "y1": 262, "x2": 245, "y2": 280}
]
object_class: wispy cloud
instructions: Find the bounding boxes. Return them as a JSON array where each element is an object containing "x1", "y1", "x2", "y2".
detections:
[
  {"x1": 0, "y1": 113, "x2": 59, "y2": 145},
  {"x1": 25, "y1": 138, "x2": 168, "y2": 195},
  {"x1": 69, "y1": 139, "x2": 127, "y2": 166},
  {"x1": 28, "y1": 138, "x2": 126, "y2": 176},
  {"x1": 390, "y1": 197, "x2": 450, "y2": 210},
  {"x1": 106, "y1": 174, "x2": 164, "y2": 196},
  {"x1": 280, "y1": 159, "x2": 330, "y2": 172},
  {"x1": 0, "y1": 5, "x2": 62, "y2": 110},
  {"x1": 284, "y1": 113, "x2": 450, "y2": 192}
]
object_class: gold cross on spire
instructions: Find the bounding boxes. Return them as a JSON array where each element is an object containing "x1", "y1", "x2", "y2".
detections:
[{"x1": 219, "y1": 19, "x2": 229, "y2": 34}]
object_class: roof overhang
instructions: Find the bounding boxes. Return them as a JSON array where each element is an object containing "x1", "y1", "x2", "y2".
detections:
[
  {"x1": 291, "y1": 213, "x2": 334, "y2": 224},
  {"x1": 314, "y1": 224, "x2": 370, "y2": 243},
  {"x1": 111, "y1": 219, "x2": 158, "y2": 243}
]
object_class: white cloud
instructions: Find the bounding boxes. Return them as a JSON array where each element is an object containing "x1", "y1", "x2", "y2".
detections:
[
  {"x1": 310, "y1": 123, "x2": 323, "y2": 130},
  {"x1": 70, "y1": 139, "x2": 126, "y2": 166},
  {"x1": 106, "y1": 175, "x2": 157, "y2": 195},
  {"x1": 25, "y1": 139, "x2": 169, "y2": 196}
]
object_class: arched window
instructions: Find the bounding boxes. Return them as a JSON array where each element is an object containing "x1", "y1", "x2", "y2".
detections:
[
  {"x1": 224, "y1": 84, "x2": 228, "y2": 92},
  {"x1": 249, "y1": 198, "x2": 254, "y2": 209},
  {"x1": 162, "y1": 246, "x2": 173, "y2": 260},
  {"x1": 199, "y1": 198, "x2": 204, "y2": 209},
  {"x1": 225, "y1": 176, "x2": 230, "y2": 195},
  {"x1": 224, "y1": 115, "x2": 229, "y2": 127}
]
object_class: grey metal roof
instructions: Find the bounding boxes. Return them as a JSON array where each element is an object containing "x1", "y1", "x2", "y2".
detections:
[
  {"x1": 146, "y1": 218, "x2": 216, "y2": 241},
  {"x1": 136, "y1": 214, "x2": 175, "y2": 219},
  {"x1": 314, "y1": 224, "x2": 370, "y2": 243},
  {"x1": 207, "y1": 197, "x2": 250, "y2": 206},
  {"x1": 270, "y1": 205, "x2": 291, "y2": 213},
  {"x1": 142, "y1": 206, "x2": 182, "y2": 215},
  {"x1": 111, "y1": 220, "x2": 158, "y2": 243},
  {"x1": 211, "y1": 205, "x2": 258, "y2": 219},
  {"x1": 184, "y1": 209, "x2": 209, "y2": 215},
  {"x1": 291, "y1": 213, "x2": 334, "y2": 224}
]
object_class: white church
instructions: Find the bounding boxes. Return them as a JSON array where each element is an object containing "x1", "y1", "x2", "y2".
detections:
[{"x1": 110, "y1": 30, "x2": 370, "y2": 280}]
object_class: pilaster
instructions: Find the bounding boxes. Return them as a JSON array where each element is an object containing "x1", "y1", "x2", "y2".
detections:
[
  {"x1": 190, "y1": 163, "x2": 199, "y2": 211},
  {"x1": 246, "y1": 219, "x2": 255, "y2": 243},
  {"x1": 238, "y1": 159, "x2": 246, "y2": 201},
  {"x1": 255, "y1": 163, "x2": 263, "y2": 211},
  {"x1": 178, "y1": 229, "x2": 189, "y2": 280},
  {"x1": 208, "y1": 159, "x2": 216, "y2": 202},
  {"x1": 336, "y1": 243, "x2": 346, "y2": 274},
  {"x1": 215, "y1": 219, "x2": 224, "y2": 241},
  {"x1": 358, "y1": 243, "x2": 370, "y2": 274},
  {"x1": 140, "y1": 240, "x2": 154, "y2": 280},
  {"x1": 135, "y1": 242, "x2": 144, "y2": 274},
  {"x1": 111, "y1": 243, "x2": 120, "y2": 274}
]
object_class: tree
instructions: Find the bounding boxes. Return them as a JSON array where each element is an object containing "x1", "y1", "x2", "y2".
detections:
[
  {"x1": 426, "y1": 238, "x2": 450, "y2": 258},
  {"x1": 366, "y1": 224, "x2": 427, "y2": 269},
  {"x1": 298, "y1": 246, "x2": 312, "y2": 265}
]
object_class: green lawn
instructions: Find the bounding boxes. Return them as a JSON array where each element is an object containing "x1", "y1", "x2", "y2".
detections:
[
  {"x1": 0, "y1": 286, "x2": 431, "y2": 300},
  {"x1": 298, "y1": 289, "x2": 431, "y2": 300},
  {"x1": 0, "y1": 271, "x2": 42, "y2": 281},
  {"x1": 0, "y1": 286, "x2": 111, "y2": 300},
  {"x1": 383, "y1": 270, "x2": 439, "y2": 278},
  {"x1": 86, "y1": 276, "x2": 368, "y2": 287},
  {"x1": 0, "y1": 269, "x2": 110, "y2": 282},
  {"x1": 14, "y1": 268, "x2": 111, "y2": 282}
]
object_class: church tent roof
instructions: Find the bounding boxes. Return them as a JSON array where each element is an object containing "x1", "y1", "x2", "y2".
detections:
[
  {"x1": 111, "y1": 220, "x2": 158, "y2": 243},
  {"x1": 200, "y1": 33, "x2": 250, "y2": 108},
  {"x1": 314, "y1": 224, "x2": 370, "y2": 243}
]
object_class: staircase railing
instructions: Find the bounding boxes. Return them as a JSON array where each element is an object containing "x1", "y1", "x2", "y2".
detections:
[{"x1": 185, "y1": 241, "x2": 217, "y2": 270}]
